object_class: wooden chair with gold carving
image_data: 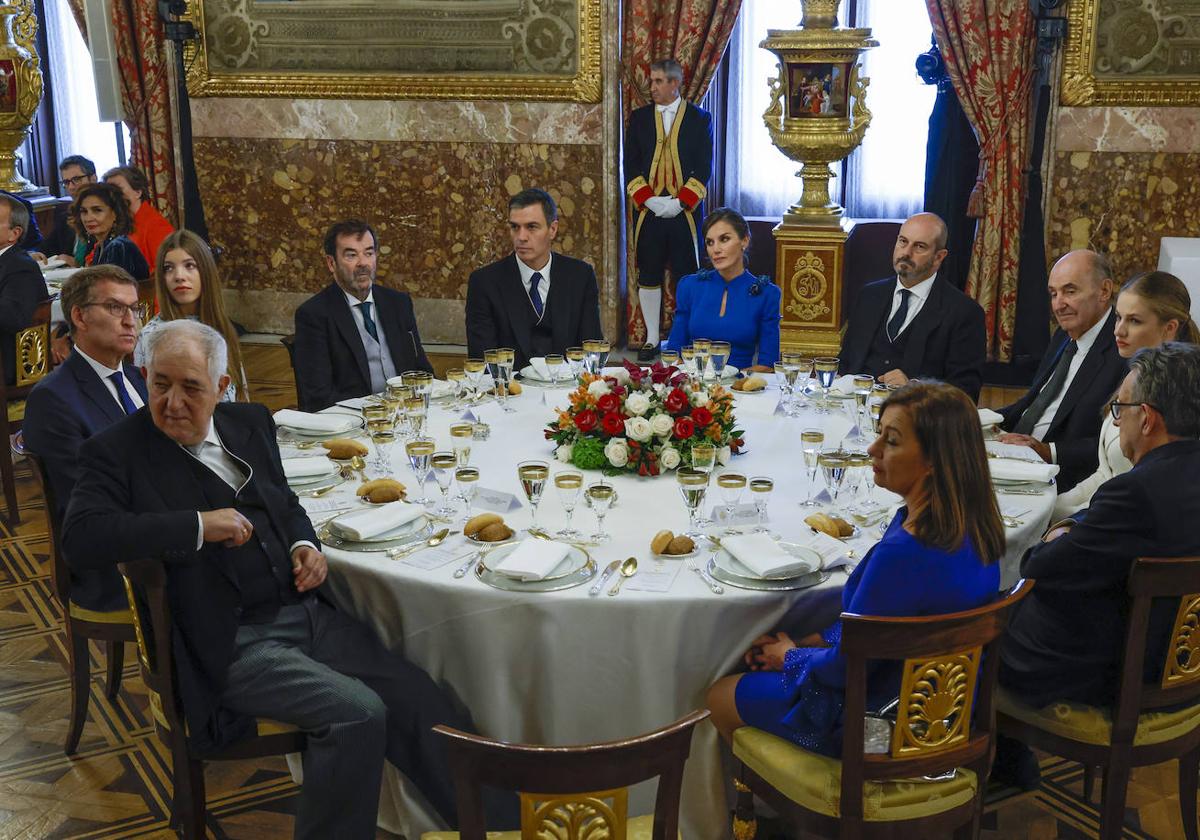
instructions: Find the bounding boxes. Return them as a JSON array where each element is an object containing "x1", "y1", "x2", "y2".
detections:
[
  {"x1": 422, "y1": 709, "x2": 709, "y2": 840},
  {"x1": 118, "y1": 557, "x2": 306, "y2": 839},
  {"x1": 730, "y1": 579, "x2": 1033, "y2": 840},
  {"x1": 0, "y1": 298, "x2": 54, "y2": 523},
  {"x1": 997, "y1": 556, "x2": 1200, "y2": 840}
]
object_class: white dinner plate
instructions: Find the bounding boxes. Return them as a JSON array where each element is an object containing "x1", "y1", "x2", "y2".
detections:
[
  {"x1": 519, "y1": 366, "x2": 572, "y2": 385},
  {"x1": 278, "y1": 414, "x2": 363, "y2": 438},
  {"x1": 480, "y1": 541, "x2": 590, "y2": 582},
  {"x1": 992, "y1": 477, "x2": 1054, "y2": 487},
  {"x1": 321, "y1": 510, "x2": 429, "y2": 544},
  {"x1": 286, "y1": 461, "x2": 342, "y2": 486},
  {"x1": 713, "y1": 541, "x2": 822, "y2": 582}
]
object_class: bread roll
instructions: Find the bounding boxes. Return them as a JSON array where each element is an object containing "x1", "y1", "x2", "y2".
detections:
[
  {"x1": 356, "y1": 478, "x2": 406, "y2": 498},
  {"x1": 805, "y1": 512, "x2": 854, "y2": 538},
  {"x1": 465, "y1": 512, "x2": 503, "y2": 537},
  {"x1": 666, "y1": 535, "x2": 695, "y2": 555},
  {"x1": 741, "y1": 375, "x2": 767, "y2": 392},
  {"x1": 650, "y1": 530, "x2": 674, "y2": 555},
  {"x1": 507, "y1": 381, "x2": 522, "y2": 395},
  {"x1": 478, "y1": 522, "x2": 514, "y2": 542},
  {"x1": 323, "y1": 438, "x2": 369, "y2": 459},
  {"x1": 366, "y1": 485, "x2": 405, "y2": 503}
]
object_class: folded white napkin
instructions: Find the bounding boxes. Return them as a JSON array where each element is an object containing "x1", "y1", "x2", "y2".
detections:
[
  {"x1": 282, "y1": 458, "x2": 335, "y2": 481},
  {"x1": 721, "y1": 533, "x2": 810, "y2": 579},
  {"x1": 794, "y1": 529, "x2": 852, "y2": 570},
  {"x1": 327, "y1": 503, "x2": 425, "y2": 541},
  {"x1": 273, "y1": 409, "x2": 354, "y2": 434},
  {"x1": 494, "y1": 539, "x2": 570, "y2": 581},
  {"x1": 978, "y1": 408, "x2": 1004, "y2": 427},
  {"x1": 986, "y1": 440, "x2": 1044, "y2": 463},
  {"x1": 527, "y1": 357, "x2": 553, "y2": 381},
  {"x1": 989, "y1": 459, "x2": 1059, "y2": 484},
  {"x1": 831, "y1": 374, "x2": 856, "y2": 395}
]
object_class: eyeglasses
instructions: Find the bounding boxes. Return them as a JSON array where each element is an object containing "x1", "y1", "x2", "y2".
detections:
[
  {"x1": 81, "y1": 301, "x2": 148, "y2": 321},
  {"x1": 60, "y1": 175, "x2": 92, "y2": 188},
  {"x1": 1109, "y1": 400, "x2": 1158, "y2": 420}
]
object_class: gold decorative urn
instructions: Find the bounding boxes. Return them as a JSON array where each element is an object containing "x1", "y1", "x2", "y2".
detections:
[
  {"x1": 0, "y1": 1, "x2": 42, "y2": 193},
  {"x1": 761, "y1": 0, "x2": 875, "y2": 355}
]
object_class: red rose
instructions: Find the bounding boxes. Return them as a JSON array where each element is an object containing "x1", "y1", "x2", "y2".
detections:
[
  {"x1": 674, "y1": 417, "x2": 695, "y2": 439},
  {"x1": 574, "y1": 409, "x2": 598, "y2": 433},
  {"x1": 601, "y1": 412, "x2": 624, "y2": 436},
  {"x1": 691, "y1": 406, "x2": 713, "y2": 427},
  {"x1": 664, "y1": 388, "x2": 689, "y2": 414},
  {"x1": 596, "y1": 393, "x2": 620, "y2": 414}
]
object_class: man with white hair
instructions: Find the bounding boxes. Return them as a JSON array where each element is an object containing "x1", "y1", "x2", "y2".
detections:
[{"x1": 62, "y1": 320, "x2": 513, "y2": 837}]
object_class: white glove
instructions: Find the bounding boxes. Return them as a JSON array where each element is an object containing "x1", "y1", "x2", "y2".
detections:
[
  {"x1": 642, "y1": 195, "x2": 668, "y2": 216},
  {"x1": 657, "y1": 197, "x2": 684, "y2": 219}
]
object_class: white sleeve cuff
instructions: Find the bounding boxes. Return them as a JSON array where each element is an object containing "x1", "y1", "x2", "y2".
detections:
[
  {"x1": 290, "y1": 540, "x2": 319, "y2": 557},
  {"x1": 195, "y1": 512, "x2": 204, "y2": 550},
  {"x1": 1048, "y1": 442, "x2": 1058, "y2": 463}
]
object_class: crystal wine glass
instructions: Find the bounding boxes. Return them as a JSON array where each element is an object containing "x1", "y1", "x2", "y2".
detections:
[
  {"x1": 775, "y1": 361, "x2": 799, "y2": 415},
  {"x1": 710, "y1": 341, "x2": 731, "y2": 382},
  {"x1": 554, "y1": 470, "x2": 584, "y2": 539},
  {"x1": 464, "y1": 357, "x2": 487, "y2": 404},
  {"x1": 693, "y1": 338, "x2": 712, "y2": 382},
  {"x1": 445, "y1": 368, "x2": 466, "y2": 407},
  {"x1": 449, "y1": 422, "x2": 473, "y2": 467},
  {"x1": 813, "y1": 357, "x2": 839, "y2": 414},
  {"x1": 801, "y1": 428, "x2": 824, "y2": 506},
  {"x1": 517, "y1": 459, "x2": 550, "y2": 533},
  {"x1": 852, "y1": 374, "x2": 875, "y2": 436},
  {"x1": 565, "y1": 346, "x2": 586, "y2": 383},
  {"x1": 844, "y1": 450, "x2": 871, "y2": 515},
  {"x1": 584, "y1": 480, "x2": 615, "y2": 543},
  {"x1": 818, "y1": 447, "x2": 850, "y2": 511},
  {"x1": 716, "y1": 471, "x2": 746, "y2": 533},
  {"x1": 749, "y1": 476, "x2": 774, "y2": 533},
  {"x1": 497, "y1": 348, "x2": 517, "y2": 413},
  {"x1": 455, "y1": 466, "x2": 480, "y2": 524},
  {"x1": 582, "y1": 339, "x2": 603, "y2": 375},
  {"x1": 677, "y1": 467, "x2": 708, "y2": 539},
  {"x1": 680, "y1": 345, "x2": 696, "y2": 381},
  {"x1": 484, "y1": 349, "x2": 508, "y2": 411},
  {"x1": 545, "y1": 353, "x2": 565, "y2": 387},
  {"x1": 430, "y1": 451, "x2": 459, "y2": 517},
  {"x1": 660, "y1": 348, "x2": 680, "y2": 368},
  {"x1": 405, "y1": 437, "x2": 435, "y2": 504},
  {"x1": 367, "y1": 418, "x2": 395, "y2": 476},
  {"x1": 403, "y1": 396, "x2": 426, "y2": 439},
  {"x1": 404, "y1": 370, "x2": 433, "y2": 412}
]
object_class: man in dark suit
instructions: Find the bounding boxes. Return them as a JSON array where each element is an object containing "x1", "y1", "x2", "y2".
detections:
[
  {"x1": 624, "y1": 59, "x2": 713, "y2": 361},
  {"x1": 465, "y1": 188, "x2": 604, "y2": 370},
  {"x1": 24, "y1": 265, "x2": 147, "y2": 612},
  {"x1": 998, "y1": 250, "x2": 1127, "y2": 492},
  {"x1": 0, "y1": 193, "x2": 49, "y2": 386},
  {"x1": 838, "y1": 212, "x2": 986, "y2": 400},
  {"x1": 30, "y1": 154, "x2": 97, "y2": 267},
  {"x1": 995, "y1": 343, "x2": 1200, "y2": 785},
  {"x1": 293, "y1": 219, "x2": 432, "y2": 411},
  {"x1": 62, "y1": 320, "x2": 513, "y2": 837}
]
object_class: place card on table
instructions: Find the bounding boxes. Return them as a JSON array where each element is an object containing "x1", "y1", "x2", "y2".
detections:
[
  {"x1": 624, "y1": 558, "x2": 684, "y2": 593},
  {"x1": 793, "y1": 528, "x2": 855, "y2": 570},
  {"x1": 459, "y1": 408, "x2": 479, "y2": 423},
  {"x1": 473, "y1": 487, "x2": 523, "y2": 513},
  {"x1": 300, "y1": 497, "x2": 354, "y2": 516},
  {"x1": 710, "y1": 503, "x2": 759, "y2": 526},
  {"x1": 401, "y1": 541, "x2": 475, "y2": 571}
]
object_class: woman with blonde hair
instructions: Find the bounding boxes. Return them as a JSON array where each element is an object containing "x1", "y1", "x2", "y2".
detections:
[
  {"x1": 706, "y1": 382, "x2": 1002, "y2": 755},
  {"x1": 1052, "y1": 269, "x2": 1196, "y2": 518},
  {"x1": 135, "y1": 230, "x2": 248, "y2": 402}
]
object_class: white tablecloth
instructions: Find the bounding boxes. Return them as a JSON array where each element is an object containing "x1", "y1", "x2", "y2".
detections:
[{"x1": 309, "y1": 377, "x2": 1053, "y2": 838}]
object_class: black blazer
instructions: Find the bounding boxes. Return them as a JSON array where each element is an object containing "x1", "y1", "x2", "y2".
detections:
[
  {"x1": 293, "y1": 282, "x2": 432, "y2": 412},
  {"x1": 0, "y1": 245, "x2": 49, "y2": 385},
  {"x1": 1000, "y1": 439, "x2": 1200, "y2": 707},
  {"x1": 465, "y1": 252, "x2": 604, "y2": 370},
  {"x1": 24, "y1": 351, "x2": 148, "y2": 610},
  {"x1": 838, "y1": 276, "x2": 986, "y2": 401},
  {"x1": 1000, "y1": 309, "x2": 1126, "y2": 493},
  {"x1": 62, "y1": 402, "x2": 319, "y2": 752}
]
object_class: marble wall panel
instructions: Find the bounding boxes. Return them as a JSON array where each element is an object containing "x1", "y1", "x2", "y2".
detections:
[
  {"x1": 1055, "y1": 106, "x2": 1200, "y2": 153},
  {"x1": 194, "y1": 136, "x2": 605, "y2": 342},
  {"x1": 1045, "y1": 150, "x2": 1200, "y2": 281}
]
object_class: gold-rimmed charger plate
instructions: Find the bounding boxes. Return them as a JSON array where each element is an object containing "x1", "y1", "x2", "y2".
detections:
[
  {"x1": 474, "y1": 545, "x2": 596, "y2": 592},
  {"x1": 479, "y1": 541, "x2": 589, "y2": 582},
  {"x1": 706, "y1": 557, "x2": 829, "y2": 591},
  {"x1": 286, "y1": 462, "x2": 343, "y2": 487},
  {"x1": 278, "y1": 414, "x2": 366, "y2": 442},
  {"x1": 318, "y1": 514, "x2": 430, "y2": 551},
  {"x1": 712, "y1": 542, "x2": 822, "y2": 582}
]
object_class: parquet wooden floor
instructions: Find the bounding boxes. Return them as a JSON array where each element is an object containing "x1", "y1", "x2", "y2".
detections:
[{"x1": 0, "y1": 341, "x2": 1189, "y2": 839}]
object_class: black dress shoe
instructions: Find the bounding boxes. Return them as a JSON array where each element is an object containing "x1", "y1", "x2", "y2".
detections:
[
  {"x1": 637, "y1": 344, "x2": 659, "y2": 363},
  {"x1": 990, "y1": 735, "x2": 1041, "y2": 790}
]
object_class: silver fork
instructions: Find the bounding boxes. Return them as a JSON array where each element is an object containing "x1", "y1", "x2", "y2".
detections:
[
  {"x1": 452, "y1": 551, "x2": 483, "y2": 578},
  {"x1": 690, "y1": 557, "x2": 724, "y2": 595}
]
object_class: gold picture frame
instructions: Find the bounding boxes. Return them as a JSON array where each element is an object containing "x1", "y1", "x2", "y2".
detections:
[
  {"x1": 182, "y1": 0, "x2": 601, "y2": 102},
  {"x1": 1062, "y1": 0, "x2": 1200, "y2": 105}
]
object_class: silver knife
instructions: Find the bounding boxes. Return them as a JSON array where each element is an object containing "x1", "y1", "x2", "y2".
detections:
[
  {"x1": 589, "y1": 560, "x2": 622, "y2": 597},
  {"x1": 452, "y1": 551, "x2": 483, "y2": 578}
]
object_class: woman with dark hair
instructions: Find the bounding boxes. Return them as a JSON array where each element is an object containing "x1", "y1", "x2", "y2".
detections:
[
  {"x1": 69, "y1": 183, "x2": 149, "y2": 281},
  {"x1": 134, "y1": 230, "x2": 248, "y2": 402},
  {"x1": 664, "y1": 208, "x2": 781, "y2": 371},
  {"x1": 1052, "y1": 270, "x2": 1196, "y2": 518},
  {"x1": 706, "y1": 382, "x2": 1003, "y2": 755},
  {"x1": 104, "y1": 165, "x2": 174, "y2": 270}
]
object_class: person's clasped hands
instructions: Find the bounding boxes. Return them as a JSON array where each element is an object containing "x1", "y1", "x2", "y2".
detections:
[{"x1": 643, "y1": 196, "x2": 684, "y2": 219}]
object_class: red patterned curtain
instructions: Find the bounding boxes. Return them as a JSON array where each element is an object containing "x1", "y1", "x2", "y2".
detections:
[
  {"x1": 65, "y1": 0, "x2": 180, "y2": 226},
  {"x1": 622, "y1": 0, "x2": 743, "y2": 347},
  {"x1": 925, "y1": 0, "x2": 1035, "y2": 362}
]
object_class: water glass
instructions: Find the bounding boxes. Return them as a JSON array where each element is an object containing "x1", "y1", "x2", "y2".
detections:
[
  {"x1": 814, "y1": 357, "x2": 839, "y2": 413},
  {"x1": 405, "y1": 437, "x2": 435, "y2": 504},
  {"x1": 749, "y1": 476, "x2": 774, "y2": 533},
  {"x1": 554, "y1": 470, "x2": 583, "y2": 538},
  {"x1": 677, "y1": 468, "x2": 709, "y2": 539},
  {"x1": 517, "y1": 459, "x2": 550, "y2": 533},
  {"x1": 716, "y1": 471, "x2": 746, "y2": 533},
  {"x1": 455, "y1": 466, "x2": 480, "y2": 523},
  {"x1": 430, "y1": 451, "x2": 459, "y2": 517},
  {"x1": 497, "y1": 348, "x2": 517, "y2": 413},
  {"x1": 661, "y1": 349, "x2": 680, "y2": 367},
  {"x1": 545, "y1": 353, "x2": 565, "y2": 386},
  {"x1": 852, "y1": 374, "x2": 874, "y2": 432},
  {"x1": 584, "y1": 481, "x2": 615, "y2": 543},
  {"x1": 801, "y1": 428, "x2": 824, "y2": 506},
  {"x1": 693, "y1": 338, "x2": 712, "y2": 382},
  {"x1": 710, "y1": 341, "x2": 731, "y2": 381},
  {"x1": 464, "y1": 358, "x2": 487, "y2": 404},
  {"x1": 449, "y1": 422, "x2": 473, "y2": 466},
  {"x1": 818, "y1": 447, "x2": 850, "y2": 509},
  {"x1": 445, "y1": 368, "x2": 466, "y2": 406},
  {"x1": 565, "y1": 347, "x2": 586, "y2": 383}
]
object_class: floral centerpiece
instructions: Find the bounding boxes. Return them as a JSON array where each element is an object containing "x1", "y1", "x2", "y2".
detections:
[{"x1": 544, "y1": 360, "x2": 745, "y2": 476}]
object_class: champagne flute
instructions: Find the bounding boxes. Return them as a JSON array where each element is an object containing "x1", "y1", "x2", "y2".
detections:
[
  {"x1": 680, "y1": 345, "x2": 696, "y2": 380},
  {"x1": 775, "y1": 361, "x2": 799, "y2": 414},
  {"x1": 404, "y1": 370, "x2": 434, "y2": 412},
  {"x1": 517, "y1": 459, "x2": 550, "y2": 533},
  {"x1": 716, "y1": 471, "x2": 746, "y2": 533},
  {"x1": 455, "y1": 466, "x2": 480, "y2": 524},
  {"x1": 545, "y1": 353, "x2": 565, "y2": 387},
  {"x1": 845, "y1": 450, "x2": 871, "y2": 515},
  {"x1": 857, "y1": 450, "x2": 880, "y2": 511},
  {"x1": 404, "y1": 396, "x2": 426, "y2": 438},
  {"x1": 554, "y1": 470, "x2": 584, "y2": 538},
  {"x1": 693, "y1": 338, "x2": 712, "y2": 382},
  {"x1": 584, "y1": 481, "x2": 615, "y2": 543},
  {"x1": 430, "y1": 451, "x2": 459, "y2": 517},
  {"x1": 869, "y1": 399, "x2": 885, "y2": 435},
  {"x1": 818, "y1": 447, "x2": 850, "y2": 510},
  {"x1": 814, "y1": 357, "x2": 839, "y2": 413},
  {"x1": 710, "y1": 341, "x2": 731, "y2": 382},
  {"x1": 594, "y1": 338, "x2": 611, "y2": 371},
  {"x1": 484, "y1": 349, "x2": 508, "y2": 412},
  {"x1": 367, "y1": 418, "x2": 396, "y2": 476},
  {"x1": 497, "y1": 349, "x2": 517, "y2": 413},
  {"x1": 464, "y1": 357, "x2": 487, "y2": 404},
  {"x1": 749, "y1": 476, "x2": 774, "y2": 533},
  {"x1": 565, "y1": 346, "x2": 586, "y2": 383},
  {"x1": 792, "y1": 355, "x2": 815, "y2": 408},
  {"x1": 405, "y1": 437, "x2": 435, "y2": 504},
  {"x1": 677, "y1": 467, "x2": 708, "y2": 539},
  {"x1": 801, "y1": 428, "x2": 824, "y2": 506},
  {"x1": 582, "y1": 339, "x2": 602, "y2": 375},
  {"x1": 449, "y1": 422, "x2": 473, "y2": 466},
  {"x1": 852, "y1": 374, "x2": 875, "y2": 434},
  {"x1": 445, "y1": 367, "x2": 466, "y2": 406},
  {"x1": 661, "y1": 348, "x2": 680, "y2": 368}
]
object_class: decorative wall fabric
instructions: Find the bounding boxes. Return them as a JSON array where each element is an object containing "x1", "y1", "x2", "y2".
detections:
[
  {"x1": 925, "y1": 0, "x2": 1035, "y2": 362},
  {"x1": 621, "y1": 0, "x2": 742, "y2": 348}
]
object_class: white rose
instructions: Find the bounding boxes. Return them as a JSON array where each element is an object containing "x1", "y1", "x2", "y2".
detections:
[
  {"x1": 625, "y1": 392, "x2": 651, "y2": 416},
  {"x1": 624, "y1": 416, "x2": 653, "y2": 442},
  {"x1": 607, "y1": 368, "x2": 631, "y2": 386},
  {"x1": 717, "y1": 445, "x2": 732, "y2": 465},
  {"x1": 649, "y1": 413, "x2": 674, "y2": 437},
  {"x1": 556, "y1": 443, "x2": 574, "y2": 463},
  {"x1": 587, "y1": 379, "x2": 610, "y2": 398},
  {"x1": 690, "y1": 389, "x2": 709, "y2": 406},
  {"x1": 659, "y1": 445, "x2": 681, "y2": 470},
  {"x1": 604, "y1": 437, "x2": 629, "y2": 468}
]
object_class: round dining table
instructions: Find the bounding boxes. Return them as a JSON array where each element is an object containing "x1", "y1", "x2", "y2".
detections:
[{"x1": 297, "y1": 374, "x2": 1054, "y2": 840}]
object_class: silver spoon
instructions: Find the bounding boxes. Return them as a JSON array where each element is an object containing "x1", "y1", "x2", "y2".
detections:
[{"x1": 608, "y1": 556, "x2": 639, "y2": 596}]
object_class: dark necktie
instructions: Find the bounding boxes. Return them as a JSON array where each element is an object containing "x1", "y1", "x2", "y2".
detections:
[
  {"x1": 1014, "y1": 340, "x2": 1079, "y2": 435},
  {"x1": 529, "y1": 272, "x2": 545, "y2": 318},
  {"x1": 108, "y1": 371, "x2": 137, "y2": 415},
  {"x1": 358, "y1": 301, "x2": 379, "y2": 342},
  {"x1": 887, "y1": 288, "x2": 912, "y2": 343}
]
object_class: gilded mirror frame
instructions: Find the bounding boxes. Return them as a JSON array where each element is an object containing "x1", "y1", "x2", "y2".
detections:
[
  {"x1": 1062, "y1": 0, "x2": 1200, "y2": 105},
  {"x1": 181, "y1": 0, "x2": 601, "y2": 102}
]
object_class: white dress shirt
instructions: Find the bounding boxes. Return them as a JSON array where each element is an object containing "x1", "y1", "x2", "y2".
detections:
[
  {"x1": 657, "y1": 96, "x2": 682, "y2": 135},
  {"x1": 342, "y1": 287, "x2": 397, "y2": 390},
  {"x1": 515, "y1": 253, "x2": 552, "y2": 321},
  {"x1": 886, "y1": 273, "x2": 937, "y2": 338},
  {"x1": 74, "y1": 345, "x2": 145, "y2": 412},
  {"x1": 1031, "y1": 309, "x2": 1112, "y2": 462}
]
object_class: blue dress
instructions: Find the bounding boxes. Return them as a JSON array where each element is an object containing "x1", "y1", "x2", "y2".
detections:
[
  {"x1": 665, "y1": 269, "x2": 781, "y2": 369},
  {"x1": 735, "y1": 508, "x2": 1000, "y2": 756}
]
